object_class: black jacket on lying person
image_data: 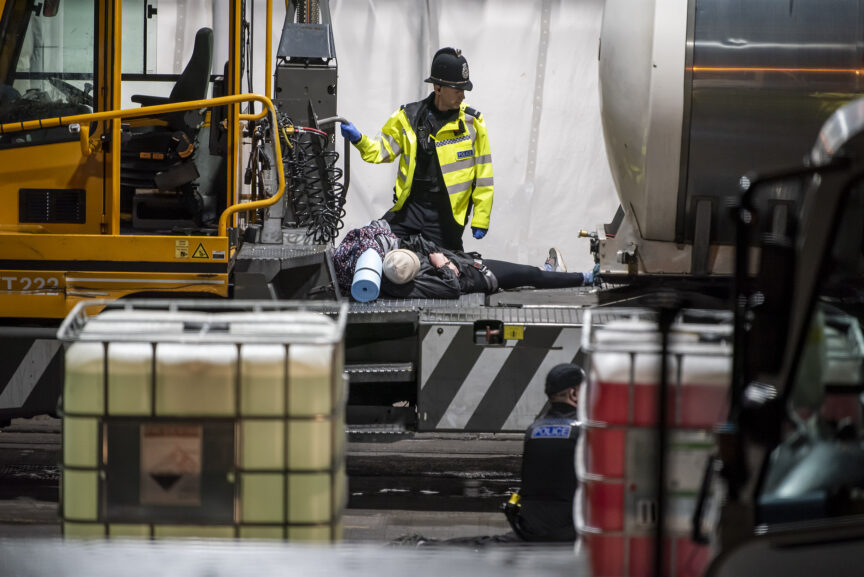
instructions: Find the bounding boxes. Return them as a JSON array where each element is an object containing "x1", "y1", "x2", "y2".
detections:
[
  {"x1": 380, "y1": 234, "x2": 490, "y2": 299},
  {"x1": 380, "y1": 234, "x2": 588, "y2": 299}
]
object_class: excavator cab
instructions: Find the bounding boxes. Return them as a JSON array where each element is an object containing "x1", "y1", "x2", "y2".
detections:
[
  {"x1": 0, "y1": 0, "x2": 345, "y2": 321},
  {"x1": 120, "y1": 26, "x2": 219, "y2": 230},
  {"x1": 0, "y1": 0, "x2": 101, "y2": 238},
  {"x1": 0, "y1": 0, "x2": 94, "y2": 148}
]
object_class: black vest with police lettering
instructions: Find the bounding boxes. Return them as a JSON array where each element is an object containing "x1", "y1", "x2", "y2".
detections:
[{"x1": 518, "y1": 402, "x2": 580, "y2": 541}]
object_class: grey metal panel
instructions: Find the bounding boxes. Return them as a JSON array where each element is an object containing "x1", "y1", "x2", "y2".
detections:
[
  {"x1": 273, "y1": 65, "x2": 338, "y2": 126},
  {"x1": 420, "y1": 306, "x2": 585, "y2": 326},
  {"x1": 684, "y1": 0, "x2": 864, "y2": 244},
  {"x1": 488, "y1": 286, "x2": 599, "y2": 307},
  {"x1": 349, "y1": 293, "x2": 484, "y2": 314},
  {"x1": 235, "y1": 243, "x2": 327, "y2": 260},
  {"x1": 345, "y1": 362, "x2": 414, "y2": 384}
]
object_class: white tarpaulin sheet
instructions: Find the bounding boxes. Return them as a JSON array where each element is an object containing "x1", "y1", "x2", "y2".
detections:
[{"x1": 157, "y1": 0, "x2": 619, "y2": 273}]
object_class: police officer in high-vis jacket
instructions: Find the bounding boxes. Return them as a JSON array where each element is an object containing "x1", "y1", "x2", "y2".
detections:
[
  {"x1": 504, "y1": 363, "x2": 583, "y2": 542},
  {"x1": 340, "y1": 47, "x2": 494, "y2": 251}
]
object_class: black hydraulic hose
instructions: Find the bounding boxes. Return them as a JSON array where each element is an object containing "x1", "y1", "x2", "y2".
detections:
[{"x1": 281, "y1": 114, "x2": 348, "y2": 244}]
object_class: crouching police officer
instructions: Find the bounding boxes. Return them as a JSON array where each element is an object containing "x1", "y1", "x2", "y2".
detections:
[
  {"x1": 340, "y1": 47, "x2": 494, "y2": 251},
  {"x1": 504, "y1": 363, "x2": 583, "y2": 542}
]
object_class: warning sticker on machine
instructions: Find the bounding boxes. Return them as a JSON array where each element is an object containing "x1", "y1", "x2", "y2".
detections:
[
  {"x1": 191, "y1": 243, "x2": 209, "y2": 259},
  {"x1": 140, "y1": 424, "x2": 202, "y2": 506},
  {"x1": 175, "y1": 239, "x2": 190, "y2": 259},
  {"x1": 503, "y1": 325, "x2": 524, "y2": 340}
]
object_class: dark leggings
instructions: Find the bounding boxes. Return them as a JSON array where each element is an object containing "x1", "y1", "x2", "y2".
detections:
[{"x1": 484, "y1": 259, "x2": 586, "y2": 290}]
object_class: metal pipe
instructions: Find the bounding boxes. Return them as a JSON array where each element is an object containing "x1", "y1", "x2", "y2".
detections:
[
  {"x1": 266, "y1": 0, "x2": 273, "y2": 100},
  {"x1": 316, "y1": 115, "x2": 347, "y2": 127},
  {"x1": 654, "y1": 306, "x2": 676, "y2": 577},
  {"x1": 0, "y1": 327, "x2": 61, "y2": 339},
  {"x1": 316, "y1": 116, "x2": 351, "y2": 197}
]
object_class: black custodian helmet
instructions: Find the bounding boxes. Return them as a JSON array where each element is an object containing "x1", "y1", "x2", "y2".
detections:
[{"x1": 425, "y1": 47, "x2": 473, "y2": 91}]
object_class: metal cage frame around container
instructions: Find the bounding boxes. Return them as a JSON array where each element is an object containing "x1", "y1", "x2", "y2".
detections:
[{"x1": 57, "y1": 299, "x2": 348, "y2": 541}]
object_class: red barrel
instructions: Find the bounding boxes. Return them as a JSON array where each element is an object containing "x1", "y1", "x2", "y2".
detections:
[{"x1": 577, "y1": 311, "x2": 730, "y2": 577}]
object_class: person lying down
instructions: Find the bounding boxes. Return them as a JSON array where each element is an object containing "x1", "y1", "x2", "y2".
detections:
[{"x1": 380, "y1": 234, "x2": 597, "y2": 300}]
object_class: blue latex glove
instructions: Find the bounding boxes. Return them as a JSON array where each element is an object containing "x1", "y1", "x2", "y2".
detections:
[
  {"x1": 340, "y1": 121, "x2": 362, "y2": 144},
  {"x1": 472, "y1": 227, "x2": 487, "y2": 240}
]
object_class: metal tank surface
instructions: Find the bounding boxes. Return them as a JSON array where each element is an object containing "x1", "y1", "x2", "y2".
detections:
[{"x1": 597, "y1": 0, "x2": 864, "y2": 274}]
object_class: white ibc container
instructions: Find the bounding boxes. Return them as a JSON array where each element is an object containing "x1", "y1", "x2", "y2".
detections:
[
  {"x1": 82, "y1": 309, "x2": 196, "y2": 335},
  {"x1": 107, "y1": 343, "x2": 153, "y2": 415},
  {"x1": 289, "y1": 344, "x2": 336, "y2": 416},
  {"x1": 226, "y1": 311, "x2": 335, "y2": 331},
  {"x1": 59, "y1": 300, "x2": 347, "y2": 542},
  {"x1": 64, "y1": 342, "x2": 105, "y2": 415},
  {"x1": 155, "y1": 343, "x2": 237, "y2": 415},
  {"x1": 71, "y1": 309, "x2": 194, "y2": 416},
  {"x1": 240, "y1": 344, "x2": 286, "y2": 416}
]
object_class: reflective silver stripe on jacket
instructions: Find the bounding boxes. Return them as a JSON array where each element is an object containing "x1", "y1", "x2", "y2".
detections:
[
  {"x1": 385, "y1": 133, "x2": 401, "y2": 156},
  {"x1": 379, "y1": 140, "x2": 391, "y2": 162},
  {"x1": 475, "y1": 177, "x2": 494, "y2": 187},
  {"x1": 465, "y1": 116, "x2": 476, "y2": 144},
  {"x1": 447, "y1": 180, "x2": 473, "y2": 195},
  {"x1": 398, "y1": 165, "x2": 408, "y2": 182},
  {"x1": 475, "y1": 154, "x2": 492, "y2": 165},
  {"x1": 441, "y1": 157, "x2": 475, "y2": 174}
]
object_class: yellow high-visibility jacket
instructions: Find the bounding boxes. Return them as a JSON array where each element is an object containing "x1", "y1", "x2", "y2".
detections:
[{"x1": 354, "y1": 99, "x2": 494, "y2": 229}]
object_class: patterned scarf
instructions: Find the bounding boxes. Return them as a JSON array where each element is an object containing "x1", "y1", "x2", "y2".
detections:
[{"x1": 333, "y1": 223, "x2": 398, "y2": 295}]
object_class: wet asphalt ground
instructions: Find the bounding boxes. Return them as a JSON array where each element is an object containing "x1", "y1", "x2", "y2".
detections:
[
  {"x1": 0, "y1": 417, "x2": 522, "y2": 540},
  {"x1": 0, "y1": 417, "x2": 589, "y2": 576}
]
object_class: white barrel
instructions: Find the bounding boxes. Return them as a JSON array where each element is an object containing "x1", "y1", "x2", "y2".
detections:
[{"x1": 351, "y1": 248, "x2": 382, "y2": 302}]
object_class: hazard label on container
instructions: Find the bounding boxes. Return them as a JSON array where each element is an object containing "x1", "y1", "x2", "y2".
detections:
[
  {"x1": 191, "y1": 243, "x2": 209, "y2": 259},
  {"x1": 140, "y1": 424, "x2": 202, "y2": 506},
  {"x1": 175, "y1": 239, "x2": 190, "y2": 259}
]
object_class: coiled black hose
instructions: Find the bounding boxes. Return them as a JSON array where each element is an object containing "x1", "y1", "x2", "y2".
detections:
[{"x1": 278, "y1": 114, "x2": 347, "y2": 244}]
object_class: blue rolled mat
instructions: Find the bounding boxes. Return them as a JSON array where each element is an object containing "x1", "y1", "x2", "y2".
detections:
[{"x1": 351, "y1": 248, "x2": 382, "y2": 302}]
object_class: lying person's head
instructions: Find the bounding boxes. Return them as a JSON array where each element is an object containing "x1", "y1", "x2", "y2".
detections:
[{"x1": 383, "y1": 249, "x2": 421, "y2": 284}]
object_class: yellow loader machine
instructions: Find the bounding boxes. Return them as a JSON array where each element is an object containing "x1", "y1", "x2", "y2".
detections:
[{"x1": 0, "y1": 0, "x2": 348, "y2": 421}]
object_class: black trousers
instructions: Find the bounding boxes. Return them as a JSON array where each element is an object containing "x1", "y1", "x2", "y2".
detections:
[
  {"x1": 504, "y1": 499, "x2": 576, "y2": 542},
  {"x1": 383, "y1": 196, "x2": 465, "y2": 251},
  {"x1": 484, "y1": 260, "x2": 586, "y2": 290}
]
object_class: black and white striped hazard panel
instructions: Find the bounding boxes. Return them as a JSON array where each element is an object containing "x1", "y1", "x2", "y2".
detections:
[
  {"x1": 0, "y1": 336, "x2": 63, "y2": 418},
  {"x1": 418, "y1": 310, "x2": 583, "y2": 432}
]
